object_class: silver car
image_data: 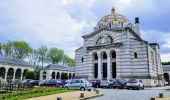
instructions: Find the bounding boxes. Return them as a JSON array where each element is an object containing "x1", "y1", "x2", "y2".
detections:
[
  {"x1": 100, "y1": 79, "x2": 113, "y2": 88},
  {"x1": 64, "y1": 79, "x2": 93, "y2": 91},
  {"x1": 127, "y1": 79, "x2": 144, "y2": 90}
]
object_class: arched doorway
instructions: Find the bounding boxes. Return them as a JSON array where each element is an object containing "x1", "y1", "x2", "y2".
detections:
[
  {"x1": 69, "y1": 73, "x2": 72, "y2": 79},
  {"x1": 164, "y1": 73, "x2": 169, "y2": 84},
  {"x1": 51, "y1": 72, "x2": 55, "y2": 79},
  {"x1": 111, "y1": 50, "x2": 116, "y2": 78},
  {"x1": 7, "y1": 68, "x2": 14, "y2": 81},
  {"x1": 15, "y1": 69, "x2": 21, "y2": 81},
  {"x1": 56, "y1": 72, "x2": 60, "y2": 79},
  {"x1": 93, "y1": 52, "x2": 98, "y2": 78},
  {"x1": 43, "y1": 71, "x2": 46, "y2": 80},
  {"x1": 23, "y1": 69, "x2": 28, "y2": 80},
  {"x1": 101, "y1": 51, "x2": 107, "y2": 79},
  {"x1": 0, "y1": 67, "x2": 5, "y2": 79},
  {"x1": 72, "y1": 73, "x2": 75, "y2": 79}
]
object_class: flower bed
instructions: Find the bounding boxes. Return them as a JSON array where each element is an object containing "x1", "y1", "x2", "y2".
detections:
[{"x1": 0, "y1": 87, "x2": 73, "y2": 100}]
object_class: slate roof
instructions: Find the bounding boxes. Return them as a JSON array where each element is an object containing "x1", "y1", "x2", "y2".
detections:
[
  {"x1": 42, "y1": 64, "x2": 75, "y2": 72},
  {"x1": 0, "y1": 56, "x2": 32, "y2": 67},
  {"x1": 163, "y1": 65, "x2": 170, "y2": 71}
]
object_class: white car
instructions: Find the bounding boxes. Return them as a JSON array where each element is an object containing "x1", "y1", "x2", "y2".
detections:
[
  {"x1": 64, "y1": 79, "x2": 93, "y2": 91},
  {"x1": 126, "y1": 79, "x2": 144, "y2": 90},
  {"x1": 100, "y1": 79, "x2": 113, "y2": 88}
]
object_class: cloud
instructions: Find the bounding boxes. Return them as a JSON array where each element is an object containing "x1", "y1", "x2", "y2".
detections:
[{"x1": 0, "y1": 0, "x2": 169, "y2": 62}]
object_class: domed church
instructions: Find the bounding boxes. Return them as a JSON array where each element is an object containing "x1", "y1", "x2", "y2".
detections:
[{"x1": 75, "y1": 8, "x2": 164, "y2": 87}]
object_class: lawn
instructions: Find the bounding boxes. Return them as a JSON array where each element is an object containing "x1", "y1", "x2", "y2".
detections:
[{"x1": 0, "y1": 87, "x2": 73, "y2": 100}]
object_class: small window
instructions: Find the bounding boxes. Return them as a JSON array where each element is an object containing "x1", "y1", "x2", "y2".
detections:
[
  {"x1": 109, "y1": 23, "x2": 112, "y2": 28},
  {"x1": 81, "y1": 57, "x2": 84, "y2": 62},
  {"x1": 134, "y1": 52, "x2": 137, "y2": 58},
  {"x1": 94, "y1": 53, "x2": 98, "y2": 60},
  {"x1": 103, "y1": 52, "x2": 107, "y2": 59}
]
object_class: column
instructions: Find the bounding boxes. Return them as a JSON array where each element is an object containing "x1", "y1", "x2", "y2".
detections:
[
  {"x1": 13, "y1": 69, "x2": 16, "y2": 82},
  {"x1": 4, "y1": 68, "x2": 8, "y2": 82},
  {"x1": 55, "y1": 72, "x2": 57, "y2": 80},
  {"x1": 20, "y1": 70, "x2": 24, "y2": 81},
  {"x1": 97, "y1": 52, "x2": 101, "y2": 79},
  {"x1": 107, "y1": 51, "x2": 111, "y2": 79}
]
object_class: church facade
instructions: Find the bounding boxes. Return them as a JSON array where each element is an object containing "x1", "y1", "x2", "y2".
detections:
[{"x1": 75, "y1": 8, "x2": 164, "y2": 87}]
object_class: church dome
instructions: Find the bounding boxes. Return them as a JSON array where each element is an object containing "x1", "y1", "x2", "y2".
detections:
[{"x1": 97, "y1": 8, "x2": 131, "y2": 28}]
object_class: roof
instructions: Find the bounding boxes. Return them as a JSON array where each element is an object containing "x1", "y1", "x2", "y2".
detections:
[
  {"x1": 163, "y1": 65, "x2": 170, "y2": 71},
  {"x1": 97, "y1": 8, "x2": 131, "y2": 28},
  {"x1": 149, "y1": 43, "x2": 160, "y2": 49},
  {"x1": 0, "y1": 56, "x2": 32, "y2": 67},
  {"x1": 42, "y1": 64, "x2": 75, "y2": 72}
]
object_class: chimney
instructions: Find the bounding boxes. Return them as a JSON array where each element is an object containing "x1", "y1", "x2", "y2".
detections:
[{"x1": 135, "y1": 17, "x2": 140, "y2": 36}]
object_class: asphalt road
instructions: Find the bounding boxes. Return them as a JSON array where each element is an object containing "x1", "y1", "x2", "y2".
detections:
[{"x1": 90, "y1": 88, "x2": 170, "y2": 100}]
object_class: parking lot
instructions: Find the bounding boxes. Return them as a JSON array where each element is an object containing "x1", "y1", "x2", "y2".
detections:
[{"x1": 90, "y1": 87, "x2": 170, "y2": 100}]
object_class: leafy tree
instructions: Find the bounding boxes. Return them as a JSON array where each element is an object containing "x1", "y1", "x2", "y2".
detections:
[
  {"x1": 28, "y1": 49, "x2": 40, "y2": 66},
  {"x1": 11, "y1": 41, "x2": 32, "y2": 59},
  {"x1": 25, "y1": 71, "x2": 36, "y2": 80},
  {"x1": 2, "y1": 41, "x2": 13, "y2": 57},
  {"x1": 38, "y1": 46, "x2": 47, "y2": 67},
  {"x1": 0, "y1": 43, "x2": 2, "y2": 56},
  {"x1": 162, "y1": 62, "x2": 170, "y2": 65},
  {"x1": 61, "y1": 73, "x2": 68, "y2": 80},
  {"x1": 47, "y1": 48, "x2": 64, "y2": 64}
]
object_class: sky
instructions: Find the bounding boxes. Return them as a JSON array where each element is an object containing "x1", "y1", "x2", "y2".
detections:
[{"x1": 0, "y1": 0, "x2": 170, "y2": 62}]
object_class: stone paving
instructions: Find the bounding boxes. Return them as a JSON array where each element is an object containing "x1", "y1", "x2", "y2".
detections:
[
  {"x1": 24, "y1": 91, "x2": 101, "y2": 100},
  {"x1": 90, "y1": 87, "x2": 170, "y2": 100}
]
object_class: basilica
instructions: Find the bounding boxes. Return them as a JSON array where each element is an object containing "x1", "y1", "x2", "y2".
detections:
[{"x1": 75, "y1": 8, "x2": 164, "y2": 87}]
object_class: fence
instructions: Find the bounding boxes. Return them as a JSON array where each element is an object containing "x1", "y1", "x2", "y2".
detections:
[{"x1": 0, "y1": 81, "x2": 33, "y2": 92}]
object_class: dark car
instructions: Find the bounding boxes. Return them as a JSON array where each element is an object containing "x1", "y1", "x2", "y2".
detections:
[
  {"x1": 90, "y1": 80, "x2": 101, "y2": 88},
  {"x1": 112, "y1": 79, "x2": 127, "y2": 89},
  {"x1": 40, "y1": 79, "x2": 62, "y2": 87},
  {"x1": 29, "y1": 80, "x2": 39, "y2": 86}
]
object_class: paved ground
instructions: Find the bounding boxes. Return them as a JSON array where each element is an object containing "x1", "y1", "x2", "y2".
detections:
[
  {"x1": 90, "y1": 87, "x2": 170, "y2": 100},
  {"x1": 24, "y1": 91, "x2": 101, "y2": 100}
]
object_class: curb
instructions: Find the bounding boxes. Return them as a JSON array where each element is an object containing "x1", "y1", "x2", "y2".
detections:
[{"x1": 80, "y1": 93, "x2": 104, "y2": 100}]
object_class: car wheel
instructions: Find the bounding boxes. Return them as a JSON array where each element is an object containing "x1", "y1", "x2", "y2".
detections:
[
  {"x1": 80, "y1": 87, "x2": 85, "y2": 91},
  {"x1": 127, "y1": 87, "x2": 129, "y2": 90}
]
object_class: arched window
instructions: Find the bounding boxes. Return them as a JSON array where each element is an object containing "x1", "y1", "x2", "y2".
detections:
[
  {"x1": 94, "y1": 53, "x2": 98, "y2": 60},
  {"x1": 109, "y1": 23, "x2": 112, "y2": 28},
  {"x1": 134, "y1": 52, "x2": 137, "y2": 58},
  {"x1": 81, "y1": 57, "x2": 84, "y2": 62},
  {"x1": 112, "y1": 51, "x2": 116, "y2": 58},
  {"x1": 103, "y1": 52, "x2": 107, "y2": 59}
]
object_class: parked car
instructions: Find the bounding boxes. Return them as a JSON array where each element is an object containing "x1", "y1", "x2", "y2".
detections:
[
  {"x1": 20, "y1": 79, "x2": 33, "y2": 85},
  {"x1": 64, "y1": 79, "x2": 93, "y2": 91},
  {"x1": 126, "y1": 79, "x2": 144, "y2": 90},
  {"x1": 90, "y1": 79, "x2": 101, "y2": 88},
  {"x1": 112, "y1": 79, "x2": 127, "y2": 89},
  {"x1": 29, "y1": 80, "x2": 39, "y2": 86},
  {"x1": 100, "y1": 79, "x2": 113, "y2": 88},
  {"x1": 40, "y1": 79, "x2": 62, "y2": 87}
]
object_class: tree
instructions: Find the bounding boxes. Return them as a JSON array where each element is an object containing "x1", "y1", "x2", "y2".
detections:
[
  {"x1": 162, "y1": 62, "x2": 170, "y2": 65},
  {"x1": 47, "y1": 48, "x2": 64, "y2": 64},
  {"x1": 2, "y1": 41, "x2": 32, "y2": 59},
  {"x1": 0, "y1": 43, "x2": 2, "y2": 56},
  {"x1": 25, "y1": 71, "x2": 36, "y2": 80},
  {"x1": 2, "y1": 41, "x2": 13, "y2": 57},
  {"x1": 38, "y1": 46, "x2": 47, "y2": 67},
  {"x1": 61, "y1": 73, "x2": 68, "y2": 80},
  {"x1": 11, "y1": 41, "x2": 32, "y2": 59},
  {"x1": 28, "y1": 49, "x2": 40, "y2": 66}
]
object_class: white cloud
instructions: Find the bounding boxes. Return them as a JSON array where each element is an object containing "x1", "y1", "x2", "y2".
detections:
[{"x1": 161, "y1": 53, "x2": 170, "y2": 62}]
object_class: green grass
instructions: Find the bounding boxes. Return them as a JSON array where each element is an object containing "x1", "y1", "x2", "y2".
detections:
[{"x1": 0, "y1": 87, "x2": 74, "y2": 100}]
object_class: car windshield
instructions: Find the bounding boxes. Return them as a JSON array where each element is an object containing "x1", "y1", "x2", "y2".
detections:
[{"x1": 128, "y1": 80, "x2": 137, "y2": 83}]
